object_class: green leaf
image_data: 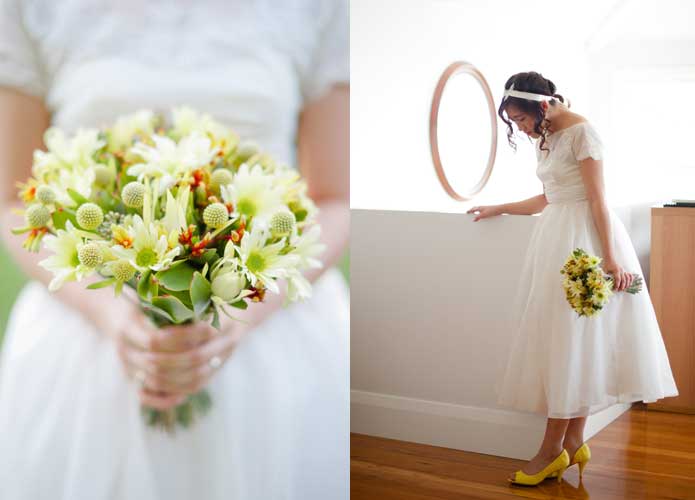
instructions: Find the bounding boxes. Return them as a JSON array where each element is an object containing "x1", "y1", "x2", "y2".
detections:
[
  {"x1": 87, "y1": 278, "x2": 116, "y2": 289},
  {"x1": 211, "y1": 305, "x2": 221, "y2": 331},
  {"x1": 190, "y1": 272, "x2": 212, "y2": 317},
  {"x1": 155, "y1": 261, "x2": 196, "y2": 291},
  {"x1": 176, "y1": 401, "x2": 193, "y2": 428},
  {"x1": 159, "y1": 288, "x2": 193, "y2": 308},
  {"x1": 137, "y1": 270, "x2": 154, "y2": 301},
  {"x1": 67, "y1": 188, "x2": 90, "y2": 206},
  {"x1": 202, "y1": 249, "x2": 219, "y2": 266},
  {"x1": 141, "y1": 302, "x2": 176, "y2": 324},
  {"x1": 52, "y1": 209, "x2": 77, "y2": 231},
  {"x1": 230, "y1": 299, "x2": 248, "y2": 310},
  {"x1": 151, "y1": 295, "x2": 194, "y2": 323}
]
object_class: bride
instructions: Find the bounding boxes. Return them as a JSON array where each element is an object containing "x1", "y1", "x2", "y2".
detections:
[{"x1": 0, "y1": 1, "x2": 349, "y2": 498}]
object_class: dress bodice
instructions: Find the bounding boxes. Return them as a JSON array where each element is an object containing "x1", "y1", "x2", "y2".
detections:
[
  {"x1": 535, "y1": 121, "x2": 605, "y2": 203},
  {"x1": 0, "y1": 0, "x2": 348, "y2": 167}
]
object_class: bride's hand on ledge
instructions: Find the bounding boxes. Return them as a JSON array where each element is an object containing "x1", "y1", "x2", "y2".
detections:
[{"x1": 467, "y1": 205, "x2": 503, "y2": 222}]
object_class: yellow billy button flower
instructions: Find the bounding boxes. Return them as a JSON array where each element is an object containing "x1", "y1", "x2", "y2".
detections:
[
  {"x1": 35, "y1": 185, "x2": 56, "y2": 205},
  {"x1": 210, "y1": 168, "x2": 233, "y2": 190},
  {"x1": 111, "y1": 259, "x2": 136, "y2": 282},
  {"x1": 25, "y1": 203, "x2": 51, "y2": 228},
  {"x1": 76, "y1": 203, "x2": 104, "y2": 230},
  {"x1": 122, "y1": 181, "x2": 145, "y2": 208},
  {"x1": 269, "y1": 211, "x2": 295, "y2": 238},
  {"x1": 77, "y1": 242, "x2": 104, "y2": 268},
  {"x1": 203, "y1": 202, "x2": 229, "y2": 228}
]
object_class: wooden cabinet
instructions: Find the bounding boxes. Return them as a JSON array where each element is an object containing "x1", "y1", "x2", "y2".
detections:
[{"x1": 647, "y1": 207, "x2": 695, "y2": 413}]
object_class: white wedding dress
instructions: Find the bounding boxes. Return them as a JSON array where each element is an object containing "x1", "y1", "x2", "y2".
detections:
[
  {"x1": 495, "y1": 121, "x2": 678, "y2": 419},
  {"x1": 0, "y1": 1, "x2": 349, "y2": 499}
]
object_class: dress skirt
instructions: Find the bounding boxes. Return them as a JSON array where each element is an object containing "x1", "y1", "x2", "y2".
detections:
[
  {"x1": 495, "y1": 200, "x2": 678, "y2": 418},
  {"x1": 0, "y1": 268, "x2": 350, "y2": 500}
]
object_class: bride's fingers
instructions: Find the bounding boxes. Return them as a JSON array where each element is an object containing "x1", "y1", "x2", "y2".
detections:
[
  {"x1": 117, "y1": 349, "x2": 187, "y2": 408},
  {"x1": 120, "y1": 350, "x2": 198, "y2": 396},
  {"x1": 125, "y1": 316, "x2": 215, "y2": 353},
  {"x1": 138, "y1": 388, "x2": 187, "y2": 410},
  {"x1": 155, "y1": 322, "x2": 217, "y2": 352},
  {"x1": 142, "y1": 362, "x2": 217, "y2": 395},
  {"x1": 144, "y1": 334, "x2": 237, "y2": 371},
  {"x1": 123, "y1": 334, "x2": 235, "y2": 391}
]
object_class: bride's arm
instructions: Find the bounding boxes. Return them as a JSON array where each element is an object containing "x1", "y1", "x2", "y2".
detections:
[
  {"x1": 0, "y1": 88, "x2": 137, "y2": 340},
  {"x1": 497, "y1": 194, "x2": 548, "y2": 216},
  {"x1": 579, "y1": 157, "x2": 633, "y2": 291}
]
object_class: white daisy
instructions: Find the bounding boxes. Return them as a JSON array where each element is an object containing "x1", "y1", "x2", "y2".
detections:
[
  {"x1": 289, "y1": 225, "x2": 325, "y2": 270},
  {"x1": 127, "y1": 131, "x2": 218, "y2": 181},
  {"x1": 170, "y1": 106, "x2": 239, "y2": 152},
  {"x1": 285, "y1": 268, "x2": 312, "y2": 304},
  {"x1": 111, "y1": 215, "x2": 180, "y2": 272},
  {"x1": 38, "y1": 221, "x2": 97, "y2": 291},
  {"x1": 50, "y1": 167, "x2": 96, "y2": 207},
  {"x1": 235, "y1": 225, "x2": 299, "y2": 294},
  {"x1": 220, "y1": 163, "x2": 285, "y2": 229},
  {"x1": 107, "y1": 110, "x2": 157, "y2": 152},
  {"x1": 33, "y1": 128, "x2": 104, "y2": 181}
]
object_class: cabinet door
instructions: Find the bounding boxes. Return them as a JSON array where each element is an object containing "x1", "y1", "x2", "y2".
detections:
[{"x1": 648, "y1": 208, "x2": 695, "y2": 413}]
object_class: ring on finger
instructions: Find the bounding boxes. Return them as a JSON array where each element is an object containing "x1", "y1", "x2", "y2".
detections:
[
  {"x1": 209, "y1": 355, "x2": 222, "y2": 369},
  {"x1": 134, "y1": 369, "x2": 146, "y2": 386}
]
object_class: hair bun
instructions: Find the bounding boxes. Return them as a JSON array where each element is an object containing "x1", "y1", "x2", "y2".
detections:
[{"x1": 552, "y1": 93, "x2": 571, "y2": 108}]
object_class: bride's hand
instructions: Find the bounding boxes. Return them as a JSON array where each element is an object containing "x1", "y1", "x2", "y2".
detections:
[
  {"x1": 114, "y1": 306, "x2": 217, "y2": 409},
  {"x1": 602, "y1": 258, "x2": 634, "y2": 292},
  {"x1": 118, "y1": 315, "x2": 247, "y2": 407},
  {"x1": 466, "y1": 205, "x2": 502, "y2": 222}
]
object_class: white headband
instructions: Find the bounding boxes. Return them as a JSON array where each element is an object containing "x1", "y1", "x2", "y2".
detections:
[{"x1": 503, "y1": 83, "x2": 556, "y2": 102}]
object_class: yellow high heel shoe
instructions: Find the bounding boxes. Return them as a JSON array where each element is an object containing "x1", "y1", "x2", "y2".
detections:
[
  {"x1": 508, "y1": 449, "x2": 570, "y2": 486},
  {"x1": 548, "y1": 443, "x2": 591, "y2": 479}
]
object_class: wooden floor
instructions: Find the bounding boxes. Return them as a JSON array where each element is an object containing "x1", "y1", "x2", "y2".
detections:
[{"x1": 351, "y1": 404, "x2": 695, "y2": 499}]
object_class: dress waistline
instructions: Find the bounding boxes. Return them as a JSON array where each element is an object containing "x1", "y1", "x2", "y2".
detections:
[{"x1": 545, "y1": 190, "x2": 588, "y2": 204}]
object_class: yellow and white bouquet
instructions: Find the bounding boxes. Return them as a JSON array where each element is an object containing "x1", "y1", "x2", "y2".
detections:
[
  {"x1": 12, "y1": 107, "x2": 325, "y2": 431},
  {"x1": 561, "y1": 248, "x2": 642, "y2": 317}
]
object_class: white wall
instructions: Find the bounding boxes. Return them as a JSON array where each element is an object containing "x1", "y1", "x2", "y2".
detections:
[
  {"x1": 350, "y1": 208, "x2": 641, "y2": 458},
  {"x1": 351, "y1": 0, "x2": 695, "y2": 213}
]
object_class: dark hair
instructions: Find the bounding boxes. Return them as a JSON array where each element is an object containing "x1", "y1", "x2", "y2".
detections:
[{"x1": 497, "y1": 71, "x2": 571, "y2": 154}]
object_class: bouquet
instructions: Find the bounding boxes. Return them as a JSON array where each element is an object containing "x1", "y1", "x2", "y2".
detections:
[
  {"x1": 12, "y1": 107, "x2": 325, "y2": 432},
  {"x1": 561, "y1": 248, "x2": 643, "y2": 318}
]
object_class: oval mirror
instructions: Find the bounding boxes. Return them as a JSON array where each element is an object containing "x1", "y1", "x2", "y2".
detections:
[{"x1": 429, "y1": 62, "x2": 497, "y2": 201}]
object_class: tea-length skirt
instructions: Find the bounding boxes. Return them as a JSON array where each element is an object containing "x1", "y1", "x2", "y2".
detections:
[{"x1": 495, "y1": 200, "x2": 678, "y2": 418}]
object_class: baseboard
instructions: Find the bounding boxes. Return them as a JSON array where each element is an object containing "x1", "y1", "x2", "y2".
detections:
[{"x1": 351, "y1": 390, "x2": 631, "y2": 460}]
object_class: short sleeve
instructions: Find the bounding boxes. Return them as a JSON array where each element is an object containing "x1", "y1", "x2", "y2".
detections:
[
  {"x1": 0, "y1": 0, "x2": 46, "y2": 97},
  {"x1": 571, "y1": 123, "x2": 604, "y2": 162},
  {"x1": 300, "y1": 0, "x2": 349, "y2": 104}
]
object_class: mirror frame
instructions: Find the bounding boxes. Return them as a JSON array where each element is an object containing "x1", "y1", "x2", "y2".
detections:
[{"x1": 429, "y1": 61, "x2": 498, "y2": 201}]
